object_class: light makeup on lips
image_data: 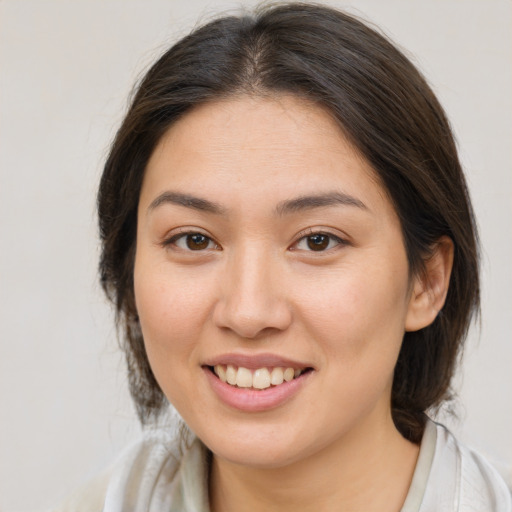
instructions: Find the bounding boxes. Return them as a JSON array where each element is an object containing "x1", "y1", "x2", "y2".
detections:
[{"x1": 203, "y1": 355, "x2": 315, "y2": 412}]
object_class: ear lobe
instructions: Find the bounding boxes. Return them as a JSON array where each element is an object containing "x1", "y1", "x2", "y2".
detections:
[{"x1": 405, "y1": 236, "x2": 454, "y2": 332}]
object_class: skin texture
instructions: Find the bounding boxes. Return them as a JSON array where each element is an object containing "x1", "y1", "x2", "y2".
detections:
[{"x1": 134, "y1": 95, "x2": 453, "y2": 512}]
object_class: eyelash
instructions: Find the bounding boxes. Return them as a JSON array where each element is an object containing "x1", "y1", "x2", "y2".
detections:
[
  {"x1": 292, "y1": 229, "x2": 346, "y2": 253},
  {"x1": 162, "y1": 229, "x2": 347, "y2": 253},
  {"x1": 162, "y1": 230, "x2": 220, "y2": 251}
]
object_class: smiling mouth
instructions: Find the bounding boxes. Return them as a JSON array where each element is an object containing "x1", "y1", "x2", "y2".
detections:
[{"x1": 209, "y1": 364, "x2": 313, "y2": 390}]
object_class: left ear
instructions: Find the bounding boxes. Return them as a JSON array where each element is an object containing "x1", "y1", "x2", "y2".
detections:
[{"x1": 405, "y1": 236, "x2": 454, "y2": 332}]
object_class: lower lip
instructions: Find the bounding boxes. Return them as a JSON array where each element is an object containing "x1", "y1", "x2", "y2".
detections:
[{"x1": 203, "y1": 367, "x2": 312, "y2": 412}]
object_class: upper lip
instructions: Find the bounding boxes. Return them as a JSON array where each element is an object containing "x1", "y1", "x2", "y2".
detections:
[{"x1": 203, "y1": 353, "x2": 313, "y2": 370}]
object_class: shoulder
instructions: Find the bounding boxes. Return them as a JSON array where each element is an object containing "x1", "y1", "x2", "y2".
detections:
[
  {"x1": 51, "y1": 466, "x2": 112, "y2": 512},
  {"x1": 52, "y1": 428, "x2": 203, "y2": 512},
  {"x1": 421, "y1": 420, "x2": 512, "y2": 512}
]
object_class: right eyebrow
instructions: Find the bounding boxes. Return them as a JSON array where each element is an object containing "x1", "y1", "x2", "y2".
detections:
[
  {"x1": 274, "y1": 191, "x2": 368, "y2": 216},
  {"x1": 147, "y1": 191, "x2": 226, "y2": 215}
]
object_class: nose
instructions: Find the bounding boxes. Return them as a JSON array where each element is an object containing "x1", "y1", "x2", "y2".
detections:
[{"x1": 212, "y1": 245, "x2": 292, "y2": 339}]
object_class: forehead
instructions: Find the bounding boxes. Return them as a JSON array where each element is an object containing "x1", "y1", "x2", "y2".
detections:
[{"x1": 141, "y1": 94, "x2": 389, "y2": 213}]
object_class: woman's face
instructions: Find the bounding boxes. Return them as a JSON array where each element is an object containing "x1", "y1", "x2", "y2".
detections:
[{"x1": 134, "y1": 95, "x2": 418, "y2": 468}]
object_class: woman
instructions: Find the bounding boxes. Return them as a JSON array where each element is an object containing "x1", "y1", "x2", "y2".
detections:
[{"x1": 60, "y1": 2, "x2": 511, "y2": 511}]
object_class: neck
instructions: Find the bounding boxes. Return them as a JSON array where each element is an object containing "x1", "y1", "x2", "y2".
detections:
[{"x1": 209, "y1": 412, "x2": 420, "y2": 512}]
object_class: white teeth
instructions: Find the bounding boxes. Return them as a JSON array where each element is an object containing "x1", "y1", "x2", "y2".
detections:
[
  {"x1": 213, "y1": 364, "x2": 306, "y2": 389},
  {"x1": 226, "y1": 365, "x2": 237, "y2": 385},
  {"x1": 236, "y1": 367, "x2": 253, "y2": 388},
  {"x1": 283, "y1": 367, "x2": 295, "y2": 382},
  {"x1": 270, "y1": 367, "x2": 284, "y2": 385},
  {"x1": 253, "y1": 368, "x2": 271, "y2": 389},
  {"x1": 214, "y1": 365, "x2": 227, "y2": 383}
]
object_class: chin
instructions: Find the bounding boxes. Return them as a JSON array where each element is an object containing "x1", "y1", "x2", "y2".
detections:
[
  {"x1": 213, "y1": 443, "x2": 301, "y2": 469},
  {"x1": 197, "y1": 421, "x2": 321, "y2": 469}
]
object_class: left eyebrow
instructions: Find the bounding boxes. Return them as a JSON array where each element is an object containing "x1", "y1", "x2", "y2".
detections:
[
  {"x1": 274, "y1": 192, "x2": 368, "y2": 216},
  {"x1": 147, "y1": 191, "x2": 226, "y2": 215}
]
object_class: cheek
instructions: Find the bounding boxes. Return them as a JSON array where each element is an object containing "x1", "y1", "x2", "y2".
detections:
[
  {"x1": 294, "y1": 262, "x2": 410, "y2": 361},
  {"x1": 133, "y1": 260, "x2": 214, "y2": 358},
  {"x1": 133, "y1": 260, "x2": 218, "y2": 410}
]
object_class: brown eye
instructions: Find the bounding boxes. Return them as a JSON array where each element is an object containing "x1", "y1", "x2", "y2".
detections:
[
  {"x1": 186, "y1": 233, "x2": 210, "y2": 250},
  {"x1": 166, "y1": 231, "x2": 218, "y2": 251},
  {"x1": 306, "y1": 234, "x2": 330, "y2": 251},
  {"x1": 293, "y1": 232, "x2": 345, "y2": 252}
]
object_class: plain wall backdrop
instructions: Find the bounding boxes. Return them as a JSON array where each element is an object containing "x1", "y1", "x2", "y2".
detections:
[{"x1": 0, "y1": 1, "x2": 511, "y2": 510}]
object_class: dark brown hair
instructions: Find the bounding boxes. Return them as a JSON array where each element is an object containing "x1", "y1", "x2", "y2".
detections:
[{"x1": 98, "y1": 2, "x2": 480, "y2": 443}]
